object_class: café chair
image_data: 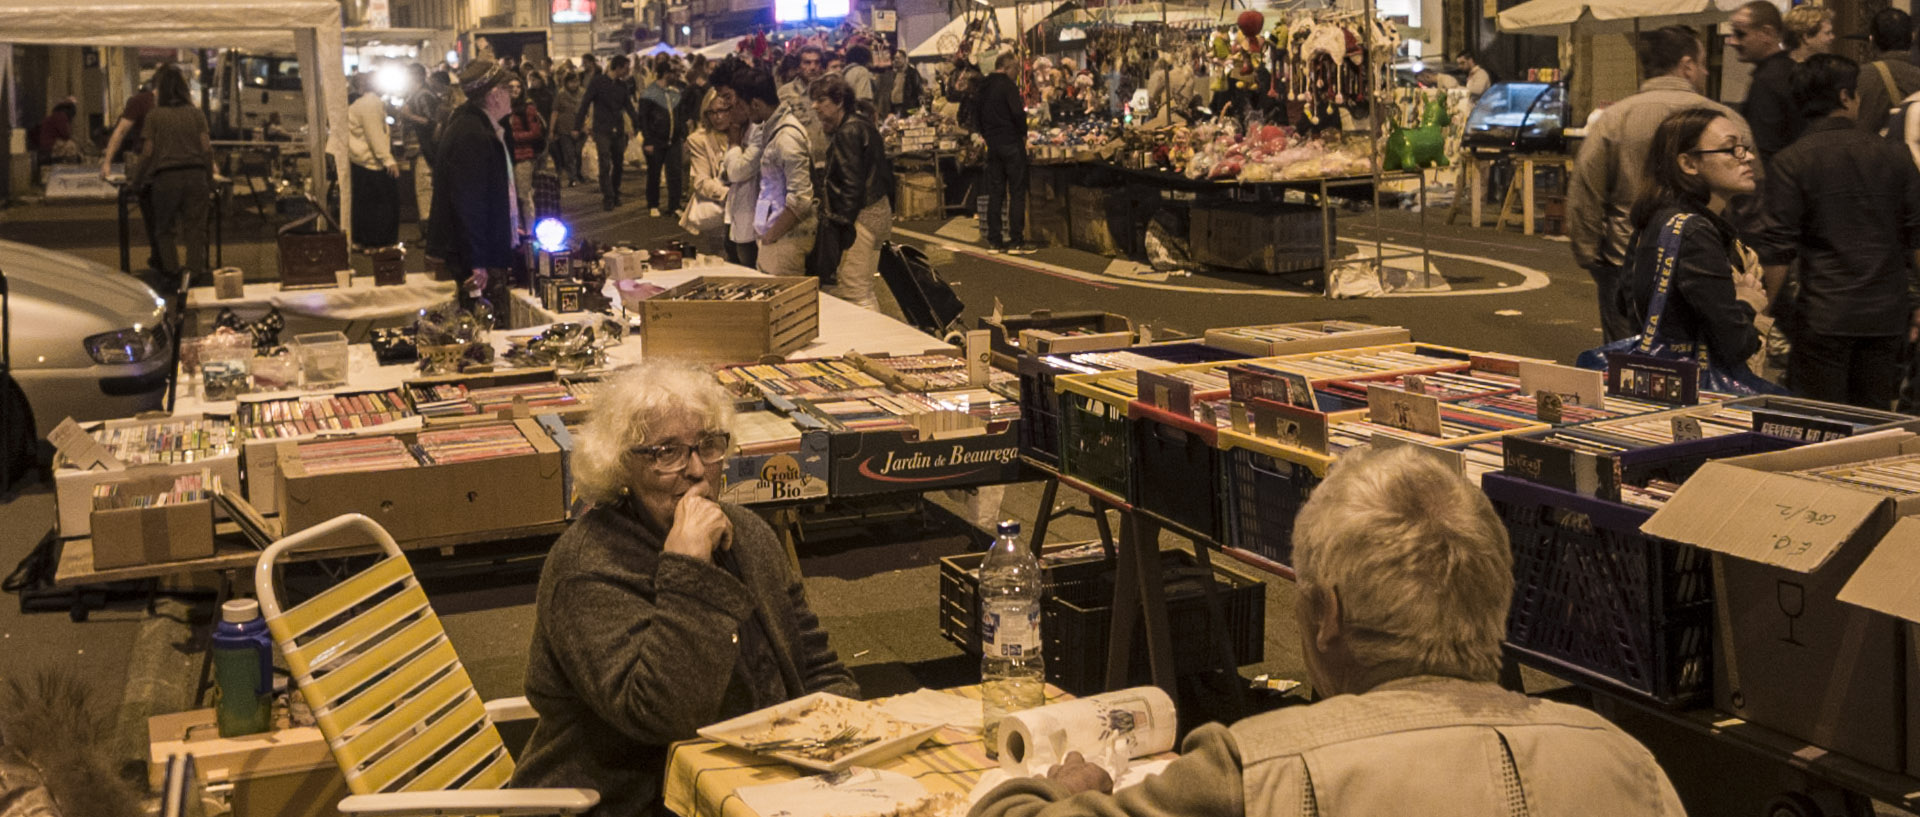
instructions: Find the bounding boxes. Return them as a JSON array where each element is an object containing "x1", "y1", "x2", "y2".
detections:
[{"x1": 255, "y1": 513, "x2": 597, "y2": 816}]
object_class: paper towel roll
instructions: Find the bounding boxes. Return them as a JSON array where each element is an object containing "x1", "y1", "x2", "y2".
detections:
[{"x1": 996, "y1": 687, "x2": 1177, "y2": 776}]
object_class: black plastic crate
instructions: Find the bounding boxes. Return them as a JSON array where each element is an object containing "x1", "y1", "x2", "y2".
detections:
[
  {"x1": 1484, "y1": 473, "x2": 1712, "y2": 707},
  {"x1": 938, "y1": 547, "x2": 1265, "y2": 696},
  {"x1": 1018, "y1": 343, "x2": 1245, "y2": 470},
  {"x1": 1060, "y1": 390, "x2": 1132, "y2": 497},
  {"x1": 1222, "y1": 447, "x2": 1323, "y2": 569},
  {"x1": 1128, "y1": 404, "x2": 1223, "y2": 542}
]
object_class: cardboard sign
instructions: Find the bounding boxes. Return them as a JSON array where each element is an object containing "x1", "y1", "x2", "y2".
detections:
[
  {"x1": 828, "y1": 421, "x2": 1021, "y2": 496},
  {"x1": 1367, "y1": 385, "x2": 1442, "y2": 437},
  {"x1": 1519, "y1": 360, "x2": 1606, "y2": 408},
  {"x1": 1137, "y1": 370, "x2": 1194, "y2": 416},
  {"x1": 1226, "y1": 365, "x2": 1317, "y2": 411},
  {"x1": 1245, "y1": 397, "x2": 1329, "y2": 455},
  {"x1": 1606, "y1": 353, "x2": 1699, "y2": 405},
  {"x1": 965, "y1": 330, "x2": 991, "y2": 388},
  {"x1": 48, "y1": 418, "x2": 123, "y2": 472},
  {"x1": 1535, "y1": 391, "x2": 1565, "y2": 424}
]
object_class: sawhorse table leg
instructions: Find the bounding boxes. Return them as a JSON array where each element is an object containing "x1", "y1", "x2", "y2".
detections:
[{"x1": 1103, "y1": 511, "x2": 1176, "y2": 695}]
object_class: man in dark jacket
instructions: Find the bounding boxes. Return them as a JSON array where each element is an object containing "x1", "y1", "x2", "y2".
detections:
[
  {"x1": 427, "y1": 60, "x2": 518, "y2": 323},
  {"x1": 1754, "y1": 54, "x2": 1920, "y2": 408},
  {"x1": 639, "y1": 56, "x2": 687, "y2": 217},
  {"x1": 1855, "y1": 8, "x2": 1920, "y2": 135},
  {"x1": 975, "y1": 51, "x2": 1035, "y2": 254},
  {"x1": 1730, "y1": 1, "x2": 1802, "y2": 162},
  {"x1": 586, "y1": 55, "x2": 639, "y2": 210}
]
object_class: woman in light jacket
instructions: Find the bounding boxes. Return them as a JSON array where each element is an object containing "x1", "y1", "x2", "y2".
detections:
[{"x1": 680, "y1": 89, "x2": 734, "y2": 257}]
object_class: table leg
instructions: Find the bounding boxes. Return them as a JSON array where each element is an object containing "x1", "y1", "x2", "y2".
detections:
[
  {"x1": 118, "y1": 189, "x2": 132, "y2": 273},
  {"x1": 1029, "y1": 477, "x2": 1059, "y2": 555},
  {"x1": 1470, "y1": 159, "x2": 1485, "y2": 228},
  {"x1": 1522, "y1": 159, "x2": 1536, "y2": 237},
  {"x1": 1104, "y1": 511, "x2": 1176, "y2": 694}
]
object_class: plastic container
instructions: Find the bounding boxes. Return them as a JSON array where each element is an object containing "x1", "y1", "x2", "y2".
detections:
[
  {"x1": 980, "y1": 521, "x2": 1043, "y2": 757},
  {"x1": 212, "y1": 598, "x2": 274, "y2": 737},
  {"x1": 294, "y1": 331, "x2": 349, "y2": 389}
]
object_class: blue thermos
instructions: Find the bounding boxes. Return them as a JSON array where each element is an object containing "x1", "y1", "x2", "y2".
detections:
[{"x1": 211, "y1": 598, "x2": 274, "y2": 737}]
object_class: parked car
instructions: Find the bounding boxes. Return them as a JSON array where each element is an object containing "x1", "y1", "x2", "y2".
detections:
[{"x1": 0, "y1": 239, "x2": 173, "y2": 479}]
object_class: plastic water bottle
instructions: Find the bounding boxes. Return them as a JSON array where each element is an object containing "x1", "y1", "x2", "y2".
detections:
[
  {"x1": 212, "y1": 598, "x2": 274, "y2": 737},
  {"x1": 980, "y1": 520, "x2": 1044, "y2": 758}
]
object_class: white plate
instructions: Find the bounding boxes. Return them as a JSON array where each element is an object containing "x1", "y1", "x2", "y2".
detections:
[{"x1": 698, "y1": 692, "x2": 945, "y2": 773}]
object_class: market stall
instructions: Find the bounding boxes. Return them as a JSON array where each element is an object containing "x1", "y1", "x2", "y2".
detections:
[{"x1": 0, "y1": 0, "x2": 354, "y2": 238}]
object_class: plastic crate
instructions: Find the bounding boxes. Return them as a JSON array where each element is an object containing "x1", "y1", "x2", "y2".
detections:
[
  {"x1": 1484, "y1": 473, "x2": 1711, "y2": 707},
  {"x1": 938, "y1": 542, "x2": 1111, "y2": 656},
  {"x1": 1060, "y1": 388, "x2": 1133, "y2": 497},
  {"x1": 1218, "y1": 429, "x2": 1337, "y2": 569},
  {"x1": 1128, "y1": 400, "x2": 1224, "y2": 542},
  {"x1": 1021, "y1": 343, "x2": 1247, "y2": 470}
]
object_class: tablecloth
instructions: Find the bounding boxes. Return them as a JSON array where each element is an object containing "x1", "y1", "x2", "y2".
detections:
[
  {"x1": 187, "y1": 272, "x2": 456, "y2": 322},
  {"x1": 663, "y1": 684, "x2": 1060, "y2": 817}
]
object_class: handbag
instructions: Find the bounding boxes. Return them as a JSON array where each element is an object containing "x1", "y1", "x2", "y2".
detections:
[
  {"x1": 275, "y1": 199, "x2": 349, "y2": 289},
  {"x1": 807, "y1": 219, "x2": 848, "y2": 286},
  {"x1": 1576, "y1": 213, "x2": 1784, "y2": 396},
  {"x1": 679, "y1": 195, "x2": 724, "y2": 233}
]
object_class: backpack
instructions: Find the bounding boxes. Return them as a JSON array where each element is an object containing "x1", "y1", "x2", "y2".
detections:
[{"x1": 1887, "y1": 89, "x2": 1920, "y2": 169}]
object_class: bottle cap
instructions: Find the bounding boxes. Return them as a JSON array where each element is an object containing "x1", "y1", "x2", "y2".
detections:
[
  {"x1": 222, "y1": 598, "x2": 262, "y2": 624},
  {"x1": 997, "y1": 520, "x2": 1020, "y2": 536}
]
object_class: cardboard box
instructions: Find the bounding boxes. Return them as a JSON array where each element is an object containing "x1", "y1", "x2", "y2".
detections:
[
  {"x1": 148, "y1": 708, "x2": 346, "y2": 817},
  {"x1": 276, "y1": 418, "x2": 565, "y2": 541},
  {"x1": 722, "y1": 429, "x2": 832, "y2": 504},
  {"x1": 828, "y1": 414, "x2": 1021, "y2": 496},
  {"x1": 978, "y1": 309, "x2": 1134, "y2": 369},
  {"x1": 1836, "y1": 516, "x2": 1920, "y2": 776},
  {"x1": 89, "y1": 473, "x2": 217, "y2": 569},
  {"x1": 1190, "y1": 202, "x2": 1329, "y2": 274},
  {"x1": 640, "y1": 276, "x2": 820, "y2": 366},
  {"x1": 53, "y1": 414, "x2": 242, "y2": 538},
  {"x1": 1643, "y1": 431, "x2": 1920, "y2": 770}
]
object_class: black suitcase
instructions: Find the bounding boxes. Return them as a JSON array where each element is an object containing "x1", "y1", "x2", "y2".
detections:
[{"x1": 877, "y1": 241, "x2": 965, "y2": 338}]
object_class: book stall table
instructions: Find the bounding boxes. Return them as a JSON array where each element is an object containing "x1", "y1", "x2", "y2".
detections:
[{"x1": 183, "y1": 272, "x2": 456, "y2": 339}]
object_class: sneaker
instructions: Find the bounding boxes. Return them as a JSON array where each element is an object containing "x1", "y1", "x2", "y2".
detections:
[
  {"x1": 985, "y1": 240, "x2": 1009, "y2": 254},
  {"x1": 649, "y1": 207, "x2": 662, "y2": 217},
  {"x1": 1009, "y1": 241, "x2": 1040, "y2": 255}
]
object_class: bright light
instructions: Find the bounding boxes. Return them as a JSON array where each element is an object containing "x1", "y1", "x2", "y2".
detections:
[
  {"x1": 1060, "y1": 27, "x2": 1086, "y2": 41},
  {"x1": 815, "y1": 0, "x2": 849, "y2": 18},
  {"x1": 774, "y1": 0, "x2": 809, "y2": 23},
  {"x1": 681, "y1": 25, "x2": 691, "y2": 35},
  {"x1": 446, "y1": 50, "x2": 461, "y2": 67},
  {"x1": 534, "y1": 218, "x2": 571, "y2": 252},
  {"x1": 375, "y1": 63, "x2": 411, "y2": 97}
]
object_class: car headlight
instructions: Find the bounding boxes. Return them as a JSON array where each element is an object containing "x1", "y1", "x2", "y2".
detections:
[{"x1": 84, "y1": 324, "x2": 170, "y2": 365}]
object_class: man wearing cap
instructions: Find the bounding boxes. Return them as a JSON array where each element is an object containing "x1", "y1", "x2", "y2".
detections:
[{"x1": 428, "y1": 60, "x2": 519, "y2": 324}]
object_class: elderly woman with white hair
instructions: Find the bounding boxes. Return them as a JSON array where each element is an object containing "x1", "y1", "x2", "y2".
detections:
[
  {"x1": 970, "y1": 445, "x2": 1686, "y2": 817},
  {"x1": 511, "y1": 360, "x2": 858, "y2": 817}
]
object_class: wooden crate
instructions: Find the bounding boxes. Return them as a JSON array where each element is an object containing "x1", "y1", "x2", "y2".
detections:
[{"x1": 640, "y1": 276, "x2": 820, "y2": 366}]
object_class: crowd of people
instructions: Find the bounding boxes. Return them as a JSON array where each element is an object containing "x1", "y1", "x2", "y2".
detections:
[{"x1": 1569, "y1": 8, "x2": 1920, "y2": 411}]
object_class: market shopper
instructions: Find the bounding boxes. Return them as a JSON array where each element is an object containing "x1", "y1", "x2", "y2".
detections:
[
  {"x1": 977, "y1": 51, "x2": 1037, "y2": 254},
  {"x1": 99, "y1": 77, "x2": 161, "y2": 272},
  {"x1": 1570, "y1": 26, "x2": 1751, "y2": 343},
  {"x1": 506, "y1": 76, "x2": 547, "y2": 232},
  {"x1": 881, "y1": 49, "x2": 926, "y2": 116},
  {"x1": 1853, "y1": 9, "x2": 1920, "y2": 135},
  {"x1": 346, "y1": 72, "x2": 401, "y2": 250},
  {"x1": 551, "y1": 71, "x2": 586, "y2": 186},
  {"x1": 1455, "y1": 51, "x2": 1491, "y2": 99},
  {"x1": 639, "y1": 57, "x2": 687, "y2": 218},
  {"x1": 1622, "y1": 108, "x2": 1767, "y2": 381},
  {"x1": 139, "y1": 66, "x2": 214, "y2": 286},
  {"x1": 1729, "y1": 1, "x2": 1802, "y2": 162},
  {"x1": 814, "y1": 74, "x2": 895, "y2": 310},
  {"x1": 399, "y1": 63, "x2": 444, "y2": 233},
  {"x1": 1753, "y1": 54, "x2": 1920, "y2": 409},
  {"x1": 682, "y1": 89, "x2": 734, "y2": 257},
  {"x1": 511, "y1": 360, "x2": 859, "y2": 817},
  {"x1": 968, "y1": 444, "x2": 1687, "y2": 817},
  {"x1": 720, "y1": 80, "x2": 762, "y2": 269},
  {"x1": 427, "y1": 60, "x2": 518, "y2": 320},
  {"x1": 781, "y1": 45, "x2": 829, "y2": 167},
  {"x1": 735, "y1": 68, "x2": 816, "y2": 274},
  {"x1": 1784, "y1": 3, "x2": 1835, "y2": 62},
  {"x1": 842, "y1": 44, "x2": 877, "y2": 106},
  {"x1": 587, "y1": 55, "x2": 640, "y2": 211}
]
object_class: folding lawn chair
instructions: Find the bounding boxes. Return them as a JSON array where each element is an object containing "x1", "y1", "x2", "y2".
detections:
[{"x1": 255, "y1": 513, "x2": 597, "y2": 816}]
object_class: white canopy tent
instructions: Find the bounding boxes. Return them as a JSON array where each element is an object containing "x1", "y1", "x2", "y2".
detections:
[
  {"x1": 697, "y1": 35, "x2": 749, "y2": 59},
  {"x1": 1497, "y1": 0, "x2": 1744, "y2": 35},
  {"x1": 908, "y1": 0, "x2": 1075, "y2": 60},
  {"x1": 0, "y1": 0, "x2": 351, "y2": 236}
]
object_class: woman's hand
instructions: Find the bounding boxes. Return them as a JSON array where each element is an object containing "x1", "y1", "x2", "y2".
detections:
[{"x1": 663, "y1": 485, "x2": 733, "y2": 562}]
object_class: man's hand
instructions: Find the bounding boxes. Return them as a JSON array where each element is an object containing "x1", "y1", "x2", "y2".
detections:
[
  {"x1": 385, "y1": 160, "x2": 401, "y2": 179},
  {"x1": 1045, "y1": 752, "x2": 1113, "y2": 795},
  {"x1": 467, "y1": 268, "x2": 489, "y2": 296},
  {"x1": 662, "y1": 483, "x2": 733, "y2": 562},
  {"x1": 1909, "y1": 307, "x2": 1920, "y2": 343}
]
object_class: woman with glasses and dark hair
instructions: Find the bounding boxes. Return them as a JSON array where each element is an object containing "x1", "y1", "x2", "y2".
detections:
[
  {"x1": 1624, "y1": 107, "x2": 1768, "y2": 380},
  {"x1": 511, "y1": 359, "x2": 858, "y2": 817}
]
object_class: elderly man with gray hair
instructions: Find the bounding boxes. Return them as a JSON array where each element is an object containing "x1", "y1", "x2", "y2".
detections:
[{"x1": 969, "y1": 445, "x2": 1686, "y2": 817}]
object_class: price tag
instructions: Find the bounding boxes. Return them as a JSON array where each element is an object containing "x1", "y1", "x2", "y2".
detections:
[
  {"x1": 1402, "y1": 374, "x2": 1428, "y2": 395},
  {"x1": 1535, "y1": 391, "x2": 1564, "y2": 424},
  {"x1": 1672, "y1": 416, "x2": 1704, "y2": 441}
]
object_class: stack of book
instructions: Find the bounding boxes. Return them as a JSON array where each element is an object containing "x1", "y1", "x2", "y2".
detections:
[
  {"x1": 734, "y1": 410, "x2": 805, "y2": 456},
  {"x1": 237, "y1": 391, "x2": 412, "y2": 437},
  {"x1": 92, "y1": 419, "x2": 236, "y2": 465},
  {"x1": 406, "y1": 382, "x2": 580, "y2": 418},
  {"x1": 415, "y1": 424, "x2": 536, "y2": 464},
  {"x1": 92, "y1": 470, "x2": 221, "y2": 510},
  {"x1": 294, "y1": 437, "x2": 420, "y2": 475},
  {"x1": 1802, "y1": 454, "x2": 1920, "y2": 497},
  {"x1": 1265, "y1": 350, "x2": 1466, "y2": 382}
]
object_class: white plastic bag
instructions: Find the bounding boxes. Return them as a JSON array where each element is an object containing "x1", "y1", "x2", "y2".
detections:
[{"x1": 580, "y1": 138, "x2": 599, "y2": 180}]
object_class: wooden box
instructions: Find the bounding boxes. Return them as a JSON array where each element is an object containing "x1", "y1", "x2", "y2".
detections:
[
  {"x1": 640, "y1": 276, "x2": 820, "y2": 366},
  {"x1": 370, "y1": 247, "x2": 406, "y2": 285},
  {"x1": 149, "y1": 708, "x2": 347, "y2": 817},
  {"x1": 896, "y1": 172, "x2": 943, "y2": 220}
]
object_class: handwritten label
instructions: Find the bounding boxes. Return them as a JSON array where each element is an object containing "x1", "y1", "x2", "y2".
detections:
[
  {"x1": 1672, "y1": 416, "x2": 1704, "y2": 441},
  {"x1": 1367, "y1": 385, "x2": 1443, "y2": 437},
  {"x1": 1402, "y1": 374, "x2": 1428, "y2": 395},
  {"x1": 1247, "y1": 398, "x2": 1328, "y2": 454},
  {"x1": 1520, "y1": 360, "x2": 1606, "y2": 408}
]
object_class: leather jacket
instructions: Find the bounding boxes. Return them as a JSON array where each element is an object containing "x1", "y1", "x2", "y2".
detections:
[{"x1": 822, "y1": 111, "x2": 894, "y2": 227}]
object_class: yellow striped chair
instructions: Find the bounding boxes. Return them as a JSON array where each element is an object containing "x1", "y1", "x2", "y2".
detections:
[{"x1": 255, "y1": 513, "x2": 596, "y2": 816}]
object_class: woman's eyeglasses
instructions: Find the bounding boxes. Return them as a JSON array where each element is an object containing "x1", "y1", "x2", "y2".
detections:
[
  {"x1": 629, "y1": 432, "x2": 732, "y2": 473},
  {"x1": 1692, "y1": 145, "x2": 1755, "y2": 162}
]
